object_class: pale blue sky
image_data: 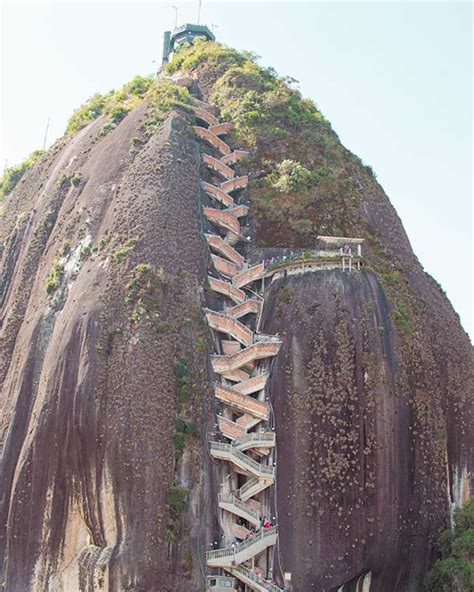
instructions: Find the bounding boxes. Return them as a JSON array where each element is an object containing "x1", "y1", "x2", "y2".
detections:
[{"x1": 1, "y1": 1, "x2": 472, "y2": 338}]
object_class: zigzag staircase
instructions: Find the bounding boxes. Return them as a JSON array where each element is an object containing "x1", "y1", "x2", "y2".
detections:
[{"x1": 192, "y1": 104, "x2": 284, "y2": 592}]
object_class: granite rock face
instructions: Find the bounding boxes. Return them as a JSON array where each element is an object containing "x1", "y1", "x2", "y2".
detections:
[
  {"x1": 262, "y1": 269, "x2": 472, "y2": 591},
  {"x1": 0, "y1": 64, "x2": 472, "y2": 592},
  {"x1": 0, "y1": 109, "x2": 217, "y2": 591}
]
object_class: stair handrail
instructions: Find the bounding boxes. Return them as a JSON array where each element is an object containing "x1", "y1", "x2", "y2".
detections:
[
  {"x1": 207, "y1": 526, "x2": 278, "y2": 560},
  {"x1": 233, "y1": 432, "x2": 275, "y2": 448},
  {"x1": 232, "y1": 564, "x2": 284, "y2": 592},
  {"x1": 239, "y1": 477, "x2": 267, "y2": 498},
  {"x1": 209, "y1": 442, "x2": 274, "y2": 477},
  {"x1": 218, "y1": 493, "x2": 260, "y2": 521}
]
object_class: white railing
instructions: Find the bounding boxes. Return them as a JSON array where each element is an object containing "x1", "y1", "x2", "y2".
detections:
[
  {"x1": 206, "y1": 575, "x2": 237, "y2": 590},
  {"x1": 234, "y1": 432, "x2": 275, "y2": 449},
  {"x1": 239, "y1": 477, "x2": 266, "y2": 498},
  {"x1": 232, "y1": 565, "x2": 284, "y2": 592},
  {"x1": 254, "y1": 333, "x2": 281, "y2": 343},
  {"x1": 263, "y1": 249, "x2": 363, "y2": 271},
  {"x1": 209, "y1": 442, "x2": 274, "y2": 477},
  {"x1": 218, "y1": 493, "x2": 260, "y2": 521},
  {"x1": 207, "y1": 526, "x2": 278, "y2": 561}
]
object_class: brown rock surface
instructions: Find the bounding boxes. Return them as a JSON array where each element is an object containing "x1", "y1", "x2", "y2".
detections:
[
  {"x1": 262, "y1": 269, "x2": 472, "y2": 591},
  {"x1": 0, "y1": 55, "x2": 472, "y2": 592},
  {"x1": 0, "y1": 108, "x2": 218, "y2": 591}
]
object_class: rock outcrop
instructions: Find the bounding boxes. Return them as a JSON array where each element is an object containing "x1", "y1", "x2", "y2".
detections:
[{"x1": 0, "y1": 40, "x2": 472, "y2": 592}]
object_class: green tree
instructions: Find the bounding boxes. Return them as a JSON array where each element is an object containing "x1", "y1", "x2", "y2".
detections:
[{"x1": 425, "y1": 498, "x2": 474, "y2": 591}]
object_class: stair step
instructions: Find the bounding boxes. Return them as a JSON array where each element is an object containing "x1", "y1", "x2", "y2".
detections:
[
  {"x1": 203, "y1": 206, "x2": 241, "y2": 236},
  {"x1": 214, "y1": 384, "x2": 269, "y2": 420},
  {"x1": 205, "y1": 234, "x2": 244, "y2": 267},
  {"x1": 206, "y1": 526, "x2": 278, "y2": 567},
  {"x1": 193, "y1": 126, "x2": 231, "y2": 155},
  {"x1": 203, "y1": 153, "x2": 235, "y2": 179},
  {"x1": 221, "y1": 175, "x2": 248, "y2": 193},
  {"x1": 201, "y1": 182, "x2": 234, "y2": 207},
  {"x1": 233, "y1": 373, "x2": 268, "y2": 395},
  {"x1": 212, "y1": 254, "x2": 239, "y2": 278},
  {"x1": 221, "y1": 150, "x2": 249, "y2": 165},
  {"x1": 210, "y1": 122, "x2": 233, "y2": 136},
  {"x1": 211, "y1": 341, "x2": 281, "y2": 374},
  {"x1": 191, "y1": 106, "x2": 218, "y2": 126},
  {"x1": 208, "y1": 276, "x2": 246, "y2": 304},
  {"x1": 205, "y1": 309, "x2": 254, "y2": 346}
]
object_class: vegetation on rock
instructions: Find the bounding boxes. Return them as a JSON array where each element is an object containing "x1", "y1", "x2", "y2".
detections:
[
  {"x1": 65, "y1": 73, "x2": 193, "y2": 139},
  {"x1": 425, "y1": 497, "x2": 474, "y2": 591},
  {"x1": 0, "y1": 150, "x2": 44, "y2": 200},
  {"x1": 65, "y1": 75, "x2": 154, "y2": 134},
  {"x1": 45, "y1": 260, "x2": 64, "y2": 295}
]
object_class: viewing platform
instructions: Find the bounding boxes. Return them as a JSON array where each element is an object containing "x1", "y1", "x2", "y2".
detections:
[
  {"x1": 259, "y1": 236, "x2": 365, "y2": 280},
  {"x1": 207, "y1": 526, "x2": 278, "y2": 567},
  {"x1": 211, "y1": 341, "x2": 281, "y2": 374},
  {"x1": 193, "y1": 126, "x2": 231, "y2": 155}
]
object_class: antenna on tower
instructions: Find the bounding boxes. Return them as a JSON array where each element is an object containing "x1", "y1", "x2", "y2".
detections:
[
  {"x1": 42, "y1": 117, "x2": 50, "y2": 150},
  {"x1": 197, "y1": 0, "x2": 202, "y2": 24},
  {"x1": 172, "y1": 4, "x2": 178, "y2": 28}
]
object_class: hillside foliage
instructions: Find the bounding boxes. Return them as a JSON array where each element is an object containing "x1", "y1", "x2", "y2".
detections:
[
  {"x1": 0, "y1": 150, "x2": 44, "y2": 201},
  {"x1": 424, "y1": 497, "x2": 474, "y2": 591},
  {"x1": 163, "y1": 39, "x2": 370, "y2": 245},
  {"x1": 65, "y1": 75, "x2": 154, "y2": 135}
]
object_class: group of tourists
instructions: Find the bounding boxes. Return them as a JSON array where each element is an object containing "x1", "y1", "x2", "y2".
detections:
[
  {"x1": 230, "y1": 516, "x2": 273, "y2": 551},
  {"x1": 263, "y1": 253, "x2": 297, "y2": 268}
]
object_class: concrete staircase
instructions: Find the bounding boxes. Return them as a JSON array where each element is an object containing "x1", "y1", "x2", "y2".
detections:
[
  {"x1": 207, "y1": 527, "x2": 278, "y2": 567},
  {"x1": 211, "y1": 341, "x2": 281, "y2": 374},
  {"x1": 193, "y1": 102, "x2": 283, "y2": 592}
]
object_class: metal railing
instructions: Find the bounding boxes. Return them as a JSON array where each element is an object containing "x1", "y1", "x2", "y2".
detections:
[
  {"x1": 206, "y1": 575, "x2": 237, "y2": 590},
  {"x1": 264, "y1": 249, "x2": 363, "y2": 271},
  {"x1": 234, "y1": 432, "x2": 275, "y2": 449},
  {"x1": 218, "y1": 493, "x2": 260, "y2": 521},
  {"x1": 254, "y1": 333, "x2": 282, "y2": 343},
  {"x1": 239, "y1": 477, "x2": 269, "y2": 498},
  {"x1": 232, "y1": 565, "x2": 284, "y2": 592},
  {"x1": 209, "y1": 442, "x2": 274, "y2": 477},
  {"x1": 207, "y1": 526, "x2": 278, "y2": 560}
]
